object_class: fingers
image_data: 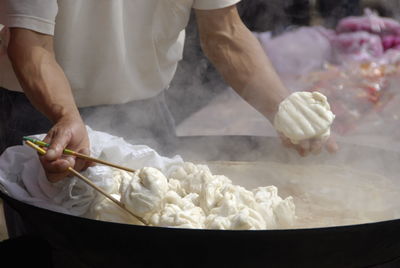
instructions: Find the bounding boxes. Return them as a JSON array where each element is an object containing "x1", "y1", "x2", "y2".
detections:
[
  {"x1": 40, "y1": 148, "x2": 92, "y2": 182},
  {"x1": 279, "y1": 133, "x2": 293, "y2": 148},
  {"x1": 43, "y1": 129, "x2": 72, "y2": 161},
  {"x1": 39, "y1": 140, "x2": 90, "y2": 182},
  {"x1": 37, "y1": 116, "x2": 91, "y2": 182},
  {"x1": 75, "y1": 147, "x2": 93, "y2": 171},
  {"x1": 279, "y1": 132, "x2": 338, "y2": 156},
  {"x1": 46, "y1": 169, "x2": 71, "y2": 183},
  {"x1": 279, "y1": 133, "x2": 308, "y2": 156},
  {"x1": 41, "y1": 151, "x2": 91, "y2": 182},
  {"x1": 40, "y1": 155, "x2": 75, "y2": 173},
  {"x1": 41, "y1": 128, "x2": 74, "y2": 182},
  {"x1": 325, "y1": 136, "x2": 339, "y2": 154},
  {"x1": 310, "y1": 139, "x2": 323, "y2": 155},
  {"x1": 40, "y1": 156, "x2": 75, "y2": 182},
  {"x1": 298, "y1": 140, "x2": 311, "y2": 157}
]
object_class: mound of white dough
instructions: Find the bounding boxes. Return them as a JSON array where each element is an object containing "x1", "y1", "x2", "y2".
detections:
[
  {"x1": 0, "y1": 127, "x2": 295, "y2": 230},
  {"x1": 90, "y1": 163, "x2": 296, "y2": 230}
]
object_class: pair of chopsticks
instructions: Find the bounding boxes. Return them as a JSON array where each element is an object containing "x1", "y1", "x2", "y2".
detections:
[
  {"x1": 24, "y1": 138, "x2": 146, "y2": 225},
  {"x1": 23, "y1": 137, "x2": 136, "y2": 173}
]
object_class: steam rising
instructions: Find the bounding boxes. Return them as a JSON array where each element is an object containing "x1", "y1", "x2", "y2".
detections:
[{"x1": 79, "y1": 3, "x2": 400, "y2": 228}]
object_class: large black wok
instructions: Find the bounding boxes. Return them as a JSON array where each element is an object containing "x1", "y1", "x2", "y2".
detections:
[{"x1": 1, "y1": 136, "x2": 400, "y2": 268}]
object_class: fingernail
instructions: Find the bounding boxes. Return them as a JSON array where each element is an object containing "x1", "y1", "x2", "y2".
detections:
[
  {"x1": 54, "y1": 145, "x2": 61, "y2": 153},
  {"x1": 46, "y1": 149, "x2": 56, "y2": 159},
  {"x1": 66, "y1": 156, "x2": 75, "y2": 166}
]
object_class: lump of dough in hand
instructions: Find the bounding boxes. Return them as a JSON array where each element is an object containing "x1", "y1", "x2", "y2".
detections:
[
  {"x1": 120, "y1": 167, "x2": 168, "y2": 218},
  {"x1": 274, "y1": 91, "x2": 335, "y2": 144}
]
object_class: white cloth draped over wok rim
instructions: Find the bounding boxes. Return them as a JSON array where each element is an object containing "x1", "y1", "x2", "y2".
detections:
[{"x1": 0, "y1": 126, "x2": 183, "y2": 216}]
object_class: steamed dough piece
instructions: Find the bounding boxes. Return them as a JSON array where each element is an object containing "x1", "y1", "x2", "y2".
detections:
[
  {"x1": 170, "y1": 162, "x2": 215, "y2": 195},
  {"x1": 274, "y1": 91, "x2": 335, "y2": 144},
  {"x1": 149, "y1": 191, "x2": 205, "y2": 228},
  {"x1": 204, "y1": 185, "x2": 295, "y2": 230},
  {"x1": 92, "y1": 193, "x2": 142, "y2": 225},
  {"x1": 253, "y1": 186, "x2": 296, "y2": 228},
  {"x1": 92, "y1": 163, "x2": 296, "y2": 230},
  {"x1": 204, "y1": 184, "x2": 267, "y2": 230},
  {"x1": 120, "y1": 167, "x2": 169, "y2": 218}
]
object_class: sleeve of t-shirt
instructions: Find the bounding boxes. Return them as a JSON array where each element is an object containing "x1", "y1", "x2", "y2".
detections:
[
  {"x1": 1, "y1": 0, "x2": 58, "y2": 35},
  {"x1": 193, "y1": 0, "x2": 241, "y2": 10}
]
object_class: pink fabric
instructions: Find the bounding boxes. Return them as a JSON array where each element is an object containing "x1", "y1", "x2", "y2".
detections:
[
  {"x1": 382, "y1": 35, "x2": 400, "y2": 50},
  {"x1": 254, "y1": 10, "x2": 400, "y2": 75},
  {"x1": 337, "y1": 9, "x2": 400, "y2": 36},
  {"x1": 332, "y1": 10, "x2": 400, "y2": 62},
  {"x1": 331, "y1": 31, "x2": 384, "y2": 62}
]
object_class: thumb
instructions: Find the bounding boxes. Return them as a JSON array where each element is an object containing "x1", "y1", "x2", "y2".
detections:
[{"x1": 44, "y1": 131, "x2": 71, "y2": 161}]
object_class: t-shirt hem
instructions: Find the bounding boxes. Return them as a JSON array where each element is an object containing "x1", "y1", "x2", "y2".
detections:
[
  {"x1": 6, "y1": 15, "x2": 55, "y2": 35},
  {"x1": 193, "y1": 0, "x2": 241, "y2": 10}
]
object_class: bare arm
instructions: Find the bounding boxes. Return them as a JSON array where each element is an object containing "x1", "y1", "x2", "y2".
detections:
[
  {"x1": 195, "y1": 6, "x2": 337, "y2": 156},
  {"x1": 195, "y1": 5, "x2": 289, "y2": 122},
  {"x1": 8, "y1": 28, "x2": 90, "y2": 181},
  {"x1": 8, "y1": 28, "x2": 79, "y2": 122}
]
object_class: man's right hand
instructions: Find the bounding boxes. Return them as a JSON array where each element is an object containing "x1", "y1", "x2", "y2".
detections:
[
  {"x1": 39, "y1": 114, "x2": 91, "y2": 182},
  {"x1": 7, "y1": 28, "x2": 90, "y2": 182}
]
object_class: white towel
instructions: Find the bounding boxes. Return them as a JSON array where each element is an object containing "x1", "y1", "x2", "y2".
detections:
[{"x1": 0, "y1": 127, "x2": 183, "y2": 216}]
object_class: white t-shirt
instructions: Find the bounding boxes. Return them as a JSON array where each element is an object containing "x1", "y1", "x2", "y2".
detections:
[{"x1": 0, "y1": 0, "x2": 240, "y2": 107}]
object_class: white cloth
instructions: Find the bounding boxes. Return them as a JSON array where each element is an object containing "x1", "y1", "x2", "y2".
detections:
[
  {"x1": 0, "y1": 127, "x2": 183, "y2": 216},
  {"x1": 0, "y1": 0, "x2": 240, "y2": 107}
]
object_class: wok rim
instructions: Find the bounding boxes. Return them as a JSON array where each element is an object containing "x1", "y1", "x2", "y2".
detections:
[
  {"x1": 2, "y1": 189, "x2": 400, "y2": 234},
  {"x1": 2, "y1": 134, "x2": 400, "y2": 234}
]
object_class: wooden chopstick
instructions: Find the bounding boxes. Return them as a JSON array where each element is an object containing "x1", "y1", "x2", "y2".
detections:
[
  {"x1": 24, "y1": 140, "x2": 146, "y2": 225},
  {"x1": 68, "y1": 151, "x2": 136, "y2": 173},
  {"x1": 67, "y1": 167, "x2": 146, "y2": 225},
  {"x1": 25, "y1": 140, "x2": 48, "y2": 155},
  {"x1": 23, "y1": 137, "x2": 136, "y2": 173}
]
